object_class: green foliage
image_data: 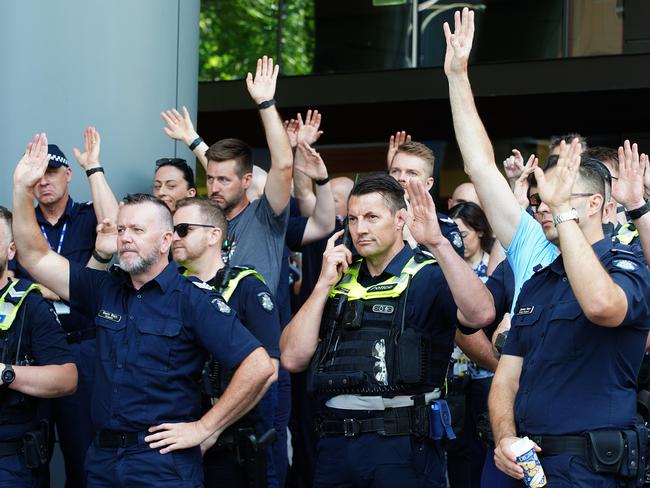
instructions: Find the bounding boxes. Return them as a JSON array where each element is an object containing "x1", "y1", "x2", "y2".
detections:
[{"x1": 199, "y1": 0, "x2": 315, "y2": 81}]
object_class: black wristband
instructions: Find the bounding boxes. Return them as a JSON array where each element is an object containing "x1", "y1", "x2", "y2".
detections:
[
  {"x1": 189, "y1": 136, "x2": 203, "y2": 151},
  {"x1": 257, "y1": 98, "x2": 276, "y2": 110},
  {"x1": 92, "y1": 249, "x2": 112, "y2": 264},
  {"x1": 627, "y1": 201, "x2": 650, "y2": 220},
  {"x1": 85, "y1": 167, "x2": 104, "y2": 178},
  {"x1": 315, "y1": 176, "x2": 330, "y2": 186}
]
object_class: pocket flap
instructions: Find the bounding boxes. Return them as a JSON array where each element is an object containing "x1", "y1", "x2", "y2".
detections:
[
  {"x1": 550, "y1": 302, "x2": 582, "y2": 321},
  {"x1": 511, "y1": 306, "x2": 542, "y2": 327},
  {"x1": 136, "y1": 319, "x2": 182, "y2": 337},
  {"x1": 586, "y1": 430, "x2": 624, "y2": 469},
  {"x1": 94, "y1": 315, "x2": 126, "y2": 331}
]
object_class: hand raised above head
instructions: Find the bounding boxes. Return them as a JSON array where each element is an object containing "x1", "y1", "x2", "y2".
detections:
[
  {"x1": 443, "y1": 7, "x2": 475, "y2": 76},
  {"x1": 73, "y1": 127, "x2": 101, "y2": 170},
  {"x1": 14, "y1": 133, "x2": 49, "y2": 189},
  {"x1": 246, "y1": 55, "x2": 279, "y2": 105}
]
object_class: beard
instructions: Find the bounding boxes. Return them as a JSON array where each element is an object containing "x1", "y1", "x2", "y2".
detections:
[{"x1": 118, "y1": 248, "x2": 159, "y2": 275}]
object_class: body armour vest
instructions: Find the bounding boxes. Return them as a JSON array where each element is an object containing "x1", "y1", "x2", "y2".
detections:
[
  {"x1": 188, "y1": 266, "x2": 266, "y2": 400},
  {"x1": 0, "y1": 279, "x2": 40, "y2": 426},
  {"x1": 308, "y1": 254, "x2": 452, "y2": 396}
]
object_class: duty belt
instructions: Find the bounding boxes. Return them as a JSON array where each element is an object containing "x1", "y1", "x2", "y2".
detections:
[
  {"x1": 66, "y1": 327, "x2": 96, "y2": 344},
  {"x1": 522, "y1": 434, "x2": 586, "y2": 457},
  {"x1": 96, "y1": 430, "x2": 141, "y2": 448},
  {"x1": 0, "y1": 439, "x2": 23, "y2": 456},
  {"x1": 317, "y1": 405, "x2": 428, "y2": 437}
]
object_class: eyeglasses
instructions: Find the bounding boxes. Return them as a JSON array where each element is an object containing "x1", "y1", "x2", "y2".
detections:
[
  {"x1": 173, "y1": 223, "x2": 215, "y2": 238},
  {"x1": 528, "y1": 192, "x2": 594, "y2": 211},
  {"x1": 156, "y1": 158, "x2": 187, "y2": 168}
]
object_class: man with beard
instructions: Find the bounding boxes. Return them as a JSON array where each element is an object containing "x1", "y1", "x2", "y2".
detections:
[
  {"x1": 12, "y1": 133, "x2": 276, "y2": 487},
  {"x1": 0, "y1": 205, "x2": 77, "y2": 486},
  {"x1": 169, "y1": 197, "x2": 281, "y2": 487}
]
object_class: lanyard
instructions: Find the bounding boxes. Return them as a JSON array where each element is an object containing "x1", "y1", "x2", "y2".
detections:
[{"x1": 40, "y1": 221, "x2": 67, "y2": 254}]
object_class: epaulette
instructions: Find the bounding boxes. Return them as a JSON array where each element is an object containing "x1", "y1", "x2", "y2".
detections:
[{"x1": 610, "y1": 247, "x2": 636, "y2": 256}]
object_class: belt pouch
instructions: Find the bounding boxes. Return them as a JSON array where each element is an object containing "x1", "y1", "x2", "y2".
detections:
[
  {"x1": 586, "y1": 430, "x2": 624, "y2": 474},
  {"x1": 22, "y1": 430, "x2": 46, "y2": 469},
  {"x1": 428, "y1": 400, "x2": 455, "y2": 441}
]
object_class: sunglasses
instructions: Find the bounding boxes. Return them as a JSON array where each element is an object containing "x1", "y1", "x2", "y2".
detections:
[
  {"x1": 173, "y1": 223, "x2": 215, "y2": 238},
  {"x1": 528, "y1": 192, "x2": 594, "y2": 211}
]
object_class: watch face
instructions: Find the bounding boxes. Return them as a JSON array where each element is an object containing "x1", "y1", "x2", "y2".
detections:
[{"x1": 2, "y1": 368, "x2": 15, "y2": 385}]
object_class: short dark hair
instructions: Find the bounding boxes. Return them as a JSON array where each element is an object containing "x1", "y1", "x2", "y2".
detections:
[
  {"x1": 527, "y1": 156, "x2": 610, "y2": 211},
  {"x1": 349, "y1": 173, "x2": 407, "y2": 214},
  {"x1": 122, "y1": 193, "x2": 173, "y2": 231},
  {"x1": 0, "y1": 206, "x2": 12, "y2": 243},
  {"x1": 448, "y1": 202, "x2": 493, "y2": 253},
  {"x1": 205, "y1": 138, "x2": 253, "y2": 177},
  {"x1": 155, "y1": 158, "x2": 196, "y2": 190},
  {"x1": 583, "y1": 146, "x2": 618, "y2": 172},
  {"x1": 175, "y1": 197, "x2": 227, "y2": 240},
  {"x1": 395, "y1": 141, "x2": 435, "y2": 177},
  {"x1": 549, "y1": 133, "x2": 588, "y2": 151}
]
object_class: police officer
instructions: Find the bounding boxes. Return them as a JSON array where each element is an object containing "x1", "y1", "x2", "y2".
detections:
[
  {"x1": 0, "y1": 206, "x2": 77, "y2": 486},
  {"x1": 280, "y1": 174, "x2": 495, "y2": 487},
  {"x1": 489, "y1": 140, "x2": 650, "y2": 486},
  {"x1": 9, "y1": 128, "x2": 119, "y2": 488},
  {"x1": 12, "y1": 133, "x2": 276, "y2": 487},
  {"x1": 169, "y1": 197, "x2": 281, "y2": 487}
]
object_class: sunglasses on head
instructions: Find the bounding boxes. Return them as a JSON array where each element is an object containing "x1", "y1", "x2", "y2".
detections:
[
  {"x1": 156, "y1": 158, "x2": 186, "y2": 168},
  {"x1": 173, "y1": 223, "x2": 215, "y2": 238}
]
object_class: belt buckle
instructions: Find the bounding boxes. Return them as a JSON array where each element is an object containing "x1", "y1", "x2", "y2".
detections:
[{"x1": 343, "y1": 418, "x2": 360, "y2": 437}]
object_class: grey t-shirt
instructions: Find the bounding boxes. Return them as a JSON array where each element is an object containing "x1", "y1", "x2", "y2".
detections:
[{"x1": 223, "y1": 193, "x2": 289, "y2": 295}]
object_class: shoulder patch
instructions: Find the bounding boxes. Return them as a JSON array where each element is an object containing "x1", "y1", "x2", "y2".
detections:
[
  {"x1": 188, "y1": 278, "x2": 213, "y2": 292},
  {"x1": 438, "y1": 215, "x2": 455, "y2": 225},
  {"x1": 211, "y1": 297, "x2": 232, "y2": 315},
  {"x1": 613, "y1": 259, "x2": 639, "y2": 271},
  {"x1": 611, "y1": 248, "x2": 636, "y2": 256},
  {"x1": 257, "y1": 291, "x2": 275, "y2": 312}
]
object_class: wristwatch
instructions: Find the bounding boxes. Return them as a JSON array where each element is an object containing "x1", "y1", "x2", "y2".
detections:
[
  {"x1": 553, "y1": 208, "x2": 579, "y2": 226},
  {"x1": 1, "y1": 364, "x2": 15, "y2": 386}
]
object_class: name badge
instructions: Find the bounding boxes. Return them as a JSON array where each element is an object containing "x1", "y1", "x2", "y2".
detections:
[
  {"x1": 517, "y1": 306, "x2": 535, "y2": 316},
  {"x1": 98, "y1": 310, "x2": 122, "y2": 322}
]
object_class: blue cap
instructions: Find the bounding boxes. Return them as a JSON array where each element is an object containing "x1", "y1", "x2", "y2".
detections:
[{"x1": 47, "y1": 144, "x2": 69, "y2": 168}]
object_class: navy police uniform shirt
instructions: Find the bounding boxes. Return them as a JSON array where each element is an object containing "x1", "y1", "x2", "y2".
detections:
[
  {"x1": 208, "y1": 268, "x2": 281, "y2": 360},
  {"x1": 0, "y1": 281, "x2": 74, "y2": 440},
  {"x1": 11, "y1": 198, "x2": 97, "y2": 333},
  {"x1": 68, "y1": 261, "x2": 262, "y2": 432},
  {"x1": 503, "y1": 239, "x2": 650, "y2": 435}
]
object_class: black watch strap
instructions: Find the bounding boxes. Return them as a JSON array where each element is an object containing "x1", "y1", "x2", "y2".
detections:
[
  {"x1": 315, "y1": 176, "x2": 330, "y2": 186},
  {"x1": 627, "y1": 201, "x2": 650, "y2": 220},
  {"x1": 189, "y1": 136, "x2": 203, "y2": 151},
  {"x1": 257, "y1": 98, "x2": 276, "y2": 110},
  {"x1": 92, "y1": 249, "x2": 113, "y2": 264},
  {"x1": 86, "y1": 167, "x2": 104, "y2": 178}
]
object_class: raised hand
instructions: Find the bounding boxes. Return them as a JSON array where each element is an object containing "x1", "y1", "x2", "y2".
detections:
[
  {"x1": 318, "y1": 230, "x2": 352, "y2": 288},
  {"x1": 404, "y1": 178, "x2": 442, "y2": 246},
  {"x1": 246, "y1": 55, "x2": 279, "y2": 105},
  {"x1": 533, "y1": 139, "x2": 582, "y2": 213},
  {"x1": 513, "y1": 154, "x2": 538, "y2": 208},
  {"x1": 284, "y1": 118, "x2": 300, "y2": 148},
  {"x1": 613, "y1": 140, "x2": 646, "y2": 210},
  {"x1": 296, "y1": 110, "x2": 323, "y2": 146},
  {"x1": 503, "y1": 149, "x2": 525, "y2": 181},
  {"x1": 295, "y1": 142, "x2": 328, "y2": 181},
  {"x1": 387, "y1": 130, "x2": 411, "y2": 166},
  {"x1": 72, "y1": 127, "x2": 101, "y2": 170},
  {"x1": 161, "y1": 106, "x2": 198, "y2": 145},
  {"x1": 14, "y1": 133, "x2": 49, "y2": 189},
  {"x1": 94, "y1": 218, "x2": 118, "y2": 257},
  {"x1": 443, "y1": 7, "x2": 475, "y2": 76}
]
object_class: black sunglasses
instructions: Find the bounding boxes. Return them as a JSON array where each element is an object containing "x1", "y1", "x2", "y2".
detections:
[{"x1": 173, "y1": 223, "x2": 215, "y2": 238}]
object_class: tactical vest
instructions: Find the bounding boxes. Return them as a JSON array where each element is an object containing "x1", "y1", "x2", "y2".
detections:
[
  {"x1": 189, "y1": 267, "x2": 266, "y2": 400},
  {"x1": 0, "y1": 279, "x2": 41, "y2": 426},
  {"x1": 308, "y1": 254, "x2": 452, "y2": 396},
  {"x1": 613, "y1": 223, "x2": 639, "y2": 246}
]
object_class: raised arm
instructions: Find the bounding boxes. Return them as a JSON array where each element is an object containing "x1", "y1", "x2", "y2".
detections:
[
  {"x1": 387, "y1": 130, "x2": 411, "y2": 169},
  {"x1": 612, "y1": 141, "x2": 650, "y2": 264},
  {"x1": 72, "y1": 127, "x2": 118, "y2": 224},
  {"x1": 537, "y1": 139, "x2": 628, "y2": 326},
  {"x1": 246, "y1": 56, "x2": 293, "y2": 215},
  {"x1": 161, "y1": 106, "x2": 209, "y2": 170},
  {"x1": 281, "y1": 230, "x2": 350, "y2": 372},
  {"x1": 295, "y1": 142, "x2": 336, "y2": 244},
  {"x1": 292, "y1": 110, "x2": 324, "y2": 216},
  {"x1": 405, "y1": 178, "x2": 494, "y2": 328},
  {"x1": 12, "y1": 133, "x2": 71, "y2": 302},
  {"x1": 444, "y1": 8, "x2": 522, "y2": 248}
]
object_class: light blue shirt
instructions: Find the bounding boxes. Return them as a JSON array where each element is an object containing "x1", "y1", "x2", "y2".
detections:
[{"x1": 505, "y1": 209, "x2": 559, "y2": 312}]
